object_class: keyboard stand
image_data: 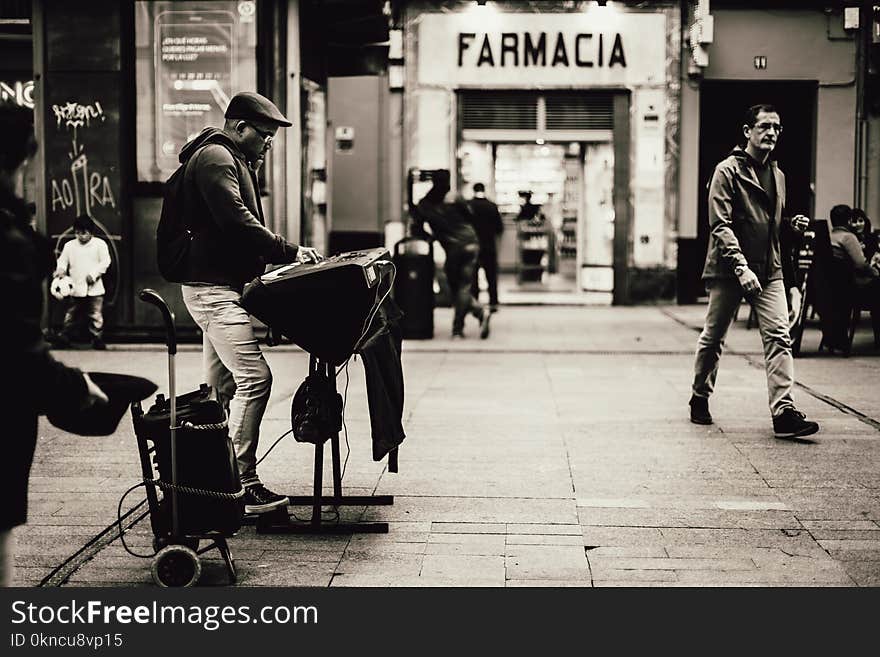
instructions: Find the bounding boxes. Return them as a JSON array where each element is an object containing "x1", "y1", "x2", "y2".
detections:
[{"x1": 255, "y1": 356, "x2": 394, "y2": 534}]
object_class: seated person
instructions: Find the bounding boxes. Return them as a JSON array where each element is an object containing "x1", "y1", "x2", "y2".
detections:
[
  {"x1": 828, "y1": 204, "x2": 880, "y2": 350},
  {"x1": 849, "y1": 208, "x2": 880, "y2": 266}
]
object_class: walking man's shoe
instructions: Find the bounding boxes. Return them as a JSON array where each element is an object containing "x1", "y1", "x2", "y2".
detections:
[
  {"x1": 92, "y1": 338, "x2": 106, "y2": 350},
  {"x1": 479, "y1": 309, "x2": 491, "y2": 339},
  {"x1": 689, "y1": 395, "x2": 713, "y2": 425},
  {"x1": 243, "y1": 483, "x2": 288, "y2": 514},
  {"x1": 773, "y1": 408, "x2": 819, "y2": 439}
]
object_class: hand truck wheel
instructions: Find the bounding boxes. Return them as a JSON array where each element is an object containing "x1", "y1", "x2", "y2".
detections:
[
  {"x1": 151, "y1": 544, "x2": 201, "y2": 588},
  {"x1": 153, "y1": 536, "x2": 199, "y2": 554}
]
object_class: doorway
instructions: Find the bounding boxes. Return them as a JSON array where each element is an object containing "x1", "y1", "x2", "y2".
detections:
[
  {"x1": 458, "y1": 139, "x2": 615, "y2": 298},
  {"x1": 687, "y1": 80, "x2": 817, "y2": 301}
]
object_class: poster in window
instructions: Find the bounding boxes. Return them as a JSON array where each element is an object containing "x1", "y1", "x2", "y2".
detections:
[
  {"x1": 135, "y1": 1, "x2": 257, "y2": 181},
  {"x1": 154, "y1": 8, "x2": 236, "y2": 174}
]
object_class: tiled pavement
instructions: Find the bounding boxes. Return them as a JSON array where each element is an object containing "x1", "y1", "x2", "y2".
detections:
[{"x1": 12, "y1": 303, "x2": 880, "y2": 587}]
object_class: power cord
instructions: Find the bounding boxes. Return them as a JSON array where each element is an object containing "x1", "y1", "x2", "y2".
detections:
[
  {"x1": 115, "y1": 483, "x2": 154, "y2": 559},
  {"x1": 255, "y1": 428, "x2": 294, "y2": 467}
]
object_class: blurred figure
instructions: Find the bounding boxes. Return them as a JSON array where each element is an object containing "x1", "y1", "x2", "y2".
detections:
[
  {"x1": 0, "y1": 105, "x2": 107, "y2": 586},
  {"x1": 467, "y1": 182, "x2": 503, "y2": 312},
  {"x1": 412, "y1": 170, "x2": 490, "y2": 339},
  {"x1": 516, "y1": 190, "x2": 543, "y2": 225},
  {"x1": 52, "y1": 214, "x2": 111, "y2": 350},
  {"x1": 828, "y1": 204, "x2": 880, "y2": 350}
]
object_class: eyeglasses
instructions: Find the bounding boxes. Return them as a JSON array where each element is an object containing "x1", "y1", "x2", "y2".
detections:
[
  {"x1": 243, "y1": 122, "x2": 275, "y2": 146},
  {"x1": 752, "y1": 122, "x2": 783, "y2": 134}
]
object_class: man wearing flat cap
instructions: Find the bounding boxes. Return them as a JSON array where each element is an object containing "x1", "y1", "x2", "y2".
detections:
[{"x1": 177, "y1": 91, "x2": 321, "y2": 514}]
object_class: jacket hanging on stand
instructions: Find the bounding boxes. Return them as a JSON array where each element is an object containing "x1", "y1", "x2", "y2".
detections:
[{"x1": 357, "y1": 294, "x2": 406, "y2": 463}]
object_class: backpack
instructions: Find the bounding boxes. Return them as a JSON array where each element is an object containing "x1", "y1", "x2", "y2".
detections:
[
  {"x1": 156, "y1": 140, "x2": 231, "y2": 283},
  {"x1": 156, "y1": 159, "x2": 194, "y2": 283}
]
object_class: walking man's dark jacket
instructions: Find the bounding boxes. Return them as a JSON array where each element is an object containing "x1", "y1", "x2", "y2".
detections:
[
  {"x1": 179, "y1": 127, "x2": 299, "y2": 289},
  {"x1": 702, "y1": 145, "x2": 796, "y2": 288},
  {"x1": 467, "y1": 196, "x2": 504, "y2": 254}
]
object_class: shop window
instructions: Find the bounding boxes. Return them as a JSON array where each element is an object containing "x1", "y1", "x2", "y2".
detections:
[{"x1": 134, "y1": 0, "x2": 257, "y2": 182}]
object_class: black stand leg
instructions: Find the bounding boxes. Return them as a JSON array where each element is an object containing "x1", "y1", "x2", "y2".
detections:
[{"x1": 256, "y1": 356, "x2": 393, "y2": 534}]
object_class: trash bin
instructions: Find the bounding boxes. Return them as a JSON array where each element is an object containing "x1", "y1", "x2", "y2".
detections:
[{"x1": 393, "y1": 236, "x2": 434, "y2": 339}]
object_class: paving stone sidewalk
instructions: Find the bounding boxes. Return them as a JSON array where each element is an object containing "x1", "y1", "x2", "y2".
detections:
[{"x1": 14, "y1": 304, "x2": 880, "y2": 587}]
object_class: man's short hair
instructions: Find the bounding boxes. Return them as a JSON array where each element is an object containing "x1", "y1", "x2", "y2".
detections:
[
  {"x1": 73, "y1": 214, "x2": 95, "y2": 233},
  {"x1": 829, "y1": 204, "x2": 852, "y2": 228},
  {"x1": 473, "y1": 182, "x2": 485, "y2": 193},
  {"x1": 744, "y1": 104, "x2": 778, "y2": 128}
]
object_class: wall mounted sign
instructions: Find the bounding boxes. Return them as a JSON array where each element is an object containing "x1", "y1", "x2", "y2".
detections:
[
  {"x1": 335, "y1": 125, "x2": 354, "y2": 152},
  {"x1": 417, "y1": 11, "x2": 666, "y2": 86},
  {"x1": 0, "y1": 79, "x2": 35, "y2": 108}
]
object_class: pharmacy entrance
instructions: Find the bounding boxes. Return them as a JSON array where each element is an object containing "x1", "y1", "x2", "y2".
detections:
[{"x1": 459, "y1": 138, "x2": 616, "y2": 304}]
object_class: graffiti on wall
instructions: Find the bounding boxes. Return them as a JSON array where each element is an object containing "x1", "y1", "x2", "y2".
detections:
[
  {"x1": 49, "y1": 100, "x2": 117, "y2": 215},
  {"x1": 48, "y1": 98, "x2": 121, "y2": 307}
]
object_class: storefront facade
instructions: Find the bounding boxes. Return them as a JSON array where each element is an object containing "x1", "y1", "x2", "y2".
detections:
[
  {"x1": 402, "y1": 0, "x2": 682, "y2": 304},
  {"x1": 29, "y1": 0, "x2": 322, "y2": 335},
  {"x1": 18, "y1": 1, "x2": 878, "y2": 327},
  {"x1": 677, "y1": 2, "x2": 872, "y2": 303}
]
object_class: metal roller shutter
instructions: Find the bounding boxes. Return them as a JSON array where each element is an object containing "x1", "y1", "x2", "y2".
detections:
[{"x1": 460, "y1": 91, "x2": 614, "y2": 131}]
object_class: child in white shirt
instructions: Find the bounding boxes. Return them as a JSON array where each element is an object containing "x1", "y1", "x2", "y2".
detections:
[{"x1": 53, "y1": 215, "x2": 111, "y2": 349}]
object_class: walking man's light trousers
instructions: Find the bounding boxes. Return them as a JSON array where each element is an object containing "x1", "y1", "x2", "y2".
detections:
[
  {"x1": 182, "y1": 284, "x2": 271, "y2": 486},
  {"x1": 692, "y1": 278, "x2": 795, "y2": 417}
]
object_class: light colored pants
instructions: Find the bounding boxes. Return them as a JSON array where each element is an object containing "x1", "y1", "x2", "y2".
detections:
[
  {"x1": 692, "y1": 278, "x2": 795, "y2": 418},
  {"x1": 182, "y1": 285, "x2": 272, "y2": 486}
]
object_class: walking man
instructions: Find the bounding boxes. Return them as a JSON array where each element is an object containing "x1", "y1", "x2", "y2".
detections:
[
  {"x1": 176, "y1": 92, "x2": 321, "y2": 513},
  {"x1": 690, "y1": 104, "x2": 819, "y2": 439},
  {"x1": 467, "y1": 182, "x2": 504, "y2": 312}
]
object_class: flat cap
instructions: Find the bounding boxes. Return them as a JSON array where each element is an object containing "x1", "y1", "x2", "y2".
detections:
[{"x1": 225, "y1": 92, "x2": 292, "y2": 127}]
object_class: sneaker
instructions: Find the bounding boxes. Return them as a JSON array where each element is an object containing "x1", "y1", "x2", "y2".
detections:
[
  {"x1": 489, "y1": 304, "x2": 499, "y2": 314},
  {"x1": 92, "y1": 338, "x2": 106, "y2": 350},
  {"x1": 243, "y1": 483, "x2": 288, "y2": 514},
  {"x1": 479, "y1": 309, "x2": 491, "y2": 339},
  {"x1": 452, "y1": 330, "x2": 465, "y2": 339},
  {"x1": 689, "y1": 395, "x2": 713, "y2": 425},
  {"x1": 773, "y1": 408, "x2": 819, "y2": 439}
]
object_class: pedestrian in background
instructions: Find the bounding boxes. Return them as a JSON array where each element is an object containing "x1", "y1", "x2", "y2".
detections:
[
  {"x1": 412, "y1": 170, "x2": 490, "y2": 339},
  {"x1": 0, "y1": 104, "x2": 107, "y2": 586},
  {"x1": 175, "y1": 91, "x2": 321, "y2": 514},
  {"x1": 829, "y1": 203, "x2": 880, "y2": 350},
  {"x1": 849, "y1": 207, "x2": 879, "y2": 266},
  {"x1": 690, "y1": 104, "x2": 819, "y2": 440},
  {"x1": 52, "y1": 214, "x2": 111, "y2": 350},
  {"x1": 467, "y1": 182, "x2": 503, "y2": 312}
]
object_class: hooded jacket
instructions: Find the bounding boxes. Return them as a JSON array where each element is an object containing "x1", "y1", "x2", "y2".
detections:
[
  {"x1": 413, "y1": 189, "x2": 479, "y2": 253},
  {"x1": 702, "y1": 146, "x2": 796, "y2": 287},
  {"x1": 179, "y1": 128, "x2": 298, "y2": 289}
]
